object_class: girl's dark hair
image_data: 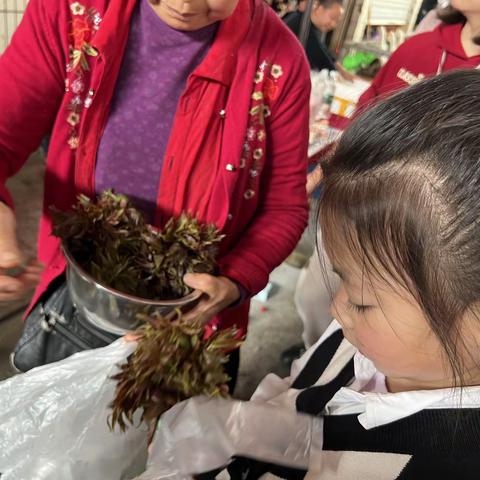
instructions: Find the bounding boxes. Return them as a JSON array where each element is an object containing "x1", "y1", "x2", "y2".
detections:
[
  {"x1": 437, "y1": 4, "x2": 480, "y2": 46},
  {"x1": 319, "y1": 69, "x2": 480, "y2": 385}
]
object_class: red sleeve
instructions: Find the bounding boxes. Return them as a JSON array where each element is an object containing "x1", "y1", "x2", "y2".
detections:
[
  {"x1": 0, "y1": 0, "x2": 66, "y2": 207},
  {"x1": 218, "y1": 62, "x2": 311, "y2": 295}
]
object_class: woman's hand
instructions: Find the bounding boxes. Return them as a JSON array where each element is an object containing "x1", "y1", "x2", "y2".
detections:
[
  {"x1": 123, "y1": 274, "x2": 240, "y2": 341},
  {"x1": 182, "y1": 273, "x2": 240, "y2": 325},
  {"x1": 0, "y1": 203, "x2": 43, "y2": 302}
]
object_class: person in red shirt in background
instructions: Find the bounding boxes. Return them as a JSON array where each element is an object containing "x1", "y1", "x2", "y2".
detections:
[
  {"x1": 293, "y1": 0, "x2": 480, "y2": 356},
  {"x1": 357, "y1": 1, "x2": 480, "y2": 109}
]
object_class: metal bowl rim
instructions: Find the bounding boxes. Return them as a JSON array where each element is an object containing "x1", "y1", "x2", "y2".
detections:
[{"x1": 62, "y1": 245, "x2": 202, "y2": 306}]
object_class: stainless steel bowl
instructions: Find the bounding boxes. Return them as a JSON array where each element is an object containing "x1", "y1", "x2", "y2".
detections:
[{"x1": 63, "y1": 246, "x2": 202, "y2": 335}]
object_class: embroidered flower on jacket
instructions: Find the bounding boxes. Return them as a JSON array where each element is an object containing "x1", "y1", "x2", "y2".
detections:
[
  {"x1": 68, "y1": 136, "x2": 80, "y2": 149},
  {"x1": 241, "y1": 59, "x2": 284, "y2": 201},
  {"x1": 254, "y1": 71, "x2": 264, "y2": 84},
  {"x1": 249, "y1": 105, "x2": 261, "y2": 116},
  {"x1": 65, "y1": 3, "x2": 102, "y2": 149},
  {"x1": 253, "y1": 148, "x2": 263, "y2": 160},
  {"x1": 264, "y1": 78, "x2": 279, "y2": 101},
  {"x1": 92, "y1": 12, "x2": 102, "y2": 29},
  {"x1": 67, "y1": 112, "x2": 80, "y2": 126},
  {"x1": 70, "y1": 2, "x2": 85, "y2": 15},
  {"x1": 68, "y1": 4, "x2": 99, "y2": 71},
  {"x1": 259, "y1": 60, "x2": 268, "y2": 72},
  {"x1": 71, "y1": 78, "x2": 84, "y2": 94},
  {"x1": 71, "y1": 95, "x2": 83, "y2": 106},
  {"x1": 71, "y1": 18, "x2": 91, "y2": 51},
  {"x1": 270, "y1": 64, "x2": 283, "y2": 79}
]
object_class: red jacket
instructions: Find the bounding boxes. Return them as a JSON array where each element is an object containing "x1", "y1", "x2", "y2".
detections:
[
  {"x1": 358, "y1": 22, "x2": 480, "y2": 110},
  {"x1": 0, "y1": 0, "x2": 310, "y2": 334}
]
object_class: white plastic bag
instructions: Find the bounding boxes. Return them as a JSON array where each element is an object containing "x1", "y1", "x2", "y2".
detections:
[
  {"x1": 0, "y1": 339, "x2": 148, "y2": 480},
  {"x1": 137, "y1": 396, "x2": 323, "y2": 480}
]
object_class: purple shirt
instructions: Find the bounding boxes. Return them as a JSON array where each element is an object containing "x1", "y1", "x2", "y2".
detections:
[{"x1": 95, "y1": 0, "x2": 217, "y2": 220}]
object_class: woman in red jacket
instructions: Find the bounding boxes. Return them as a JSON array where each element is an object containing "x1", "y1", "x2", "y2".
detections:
[
  {"x1": 296, "y1": 0, "x2": 480, "y2": 353},
  {"x1": 0, "y1": 0, "x2": 310, "y2": 385}
]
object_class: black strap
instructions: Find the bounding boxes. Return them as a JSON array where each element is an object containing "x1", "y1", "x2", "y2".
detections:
[{"x1": 227, "y1": 456, "x2": 307, "y2": 480}]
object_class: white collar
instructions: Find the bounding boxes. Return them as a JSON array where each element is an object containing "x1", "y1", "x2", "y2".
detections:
[{"x1": 325, "y1": 350, "x2": 480, "y2": 429}]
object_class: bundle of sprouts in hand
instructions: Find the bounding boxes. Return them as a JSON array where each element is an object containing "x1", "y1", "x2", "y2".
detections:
[
  {"x1": 52, "y1": 191, "x2": 241, "y2": 437},
  {"x1": 109, "y1": 309, "x2": 242, "y2": 436}
]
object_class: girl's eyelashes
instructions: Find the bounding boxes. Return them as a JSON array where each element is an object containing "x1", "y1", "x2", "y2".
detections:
[{"x1": 346, "y1": 301, "x2": 372, "y2": 313}]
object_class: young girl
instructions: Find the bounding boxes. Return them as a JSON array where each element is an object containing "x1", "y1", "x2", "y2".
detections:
[
  {"x1": 298, "y1": 0, "x2": 480, "y2": 352},
  {"x1": 139, "y1": 70, "x2": 480, "y2": 480}
]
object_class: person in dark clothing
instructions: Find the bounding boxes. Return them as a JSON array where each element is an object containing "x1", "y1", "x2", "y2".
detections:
[{"x1": 283, "y1": 0, "x2": 343, "y2": 71}]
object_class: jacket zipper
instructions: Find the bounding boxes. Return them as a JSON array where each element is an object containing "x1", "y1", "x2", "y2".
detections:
[
  {"x1": 52, "y1": 320, "x2": 93, "y2": 350},
  {"x1": 76, "y1": 314, "x2": 118, "y2": 344},
  {"x1": 45, "y1": 312, "x2": 94, "y2": 350}
]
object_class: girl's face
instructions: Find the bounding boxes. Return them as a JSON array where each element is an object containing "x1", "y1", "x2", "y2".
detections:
[
  {"x1": 450, "y1": 0, "x2": 480, "y2": 15},
  {"x1": 149, "y1": 0, "x2": 239, "y2": 31},
  {"x1": 327, "y1": 244, "x2": 480, "y2": 392}
]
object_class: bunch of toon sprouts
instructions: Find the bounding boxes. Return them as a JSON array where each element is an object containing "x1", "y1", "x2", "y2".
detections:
[
  {"x1": 52, "y1": 191, "x2": 241, "y2": 438},
  {"x1": 109, "y1": 310, "x2": 241, "y2": 438}
]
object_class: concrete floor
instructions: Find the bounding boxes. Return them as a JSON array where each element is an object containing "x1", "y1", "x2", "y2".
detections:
[
  {"x1": 236, "y1": 263, "x2": 303, "y2": 398},
  {"x1": 0, "y1": 153, "x2": 306, "y2": 399}
]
